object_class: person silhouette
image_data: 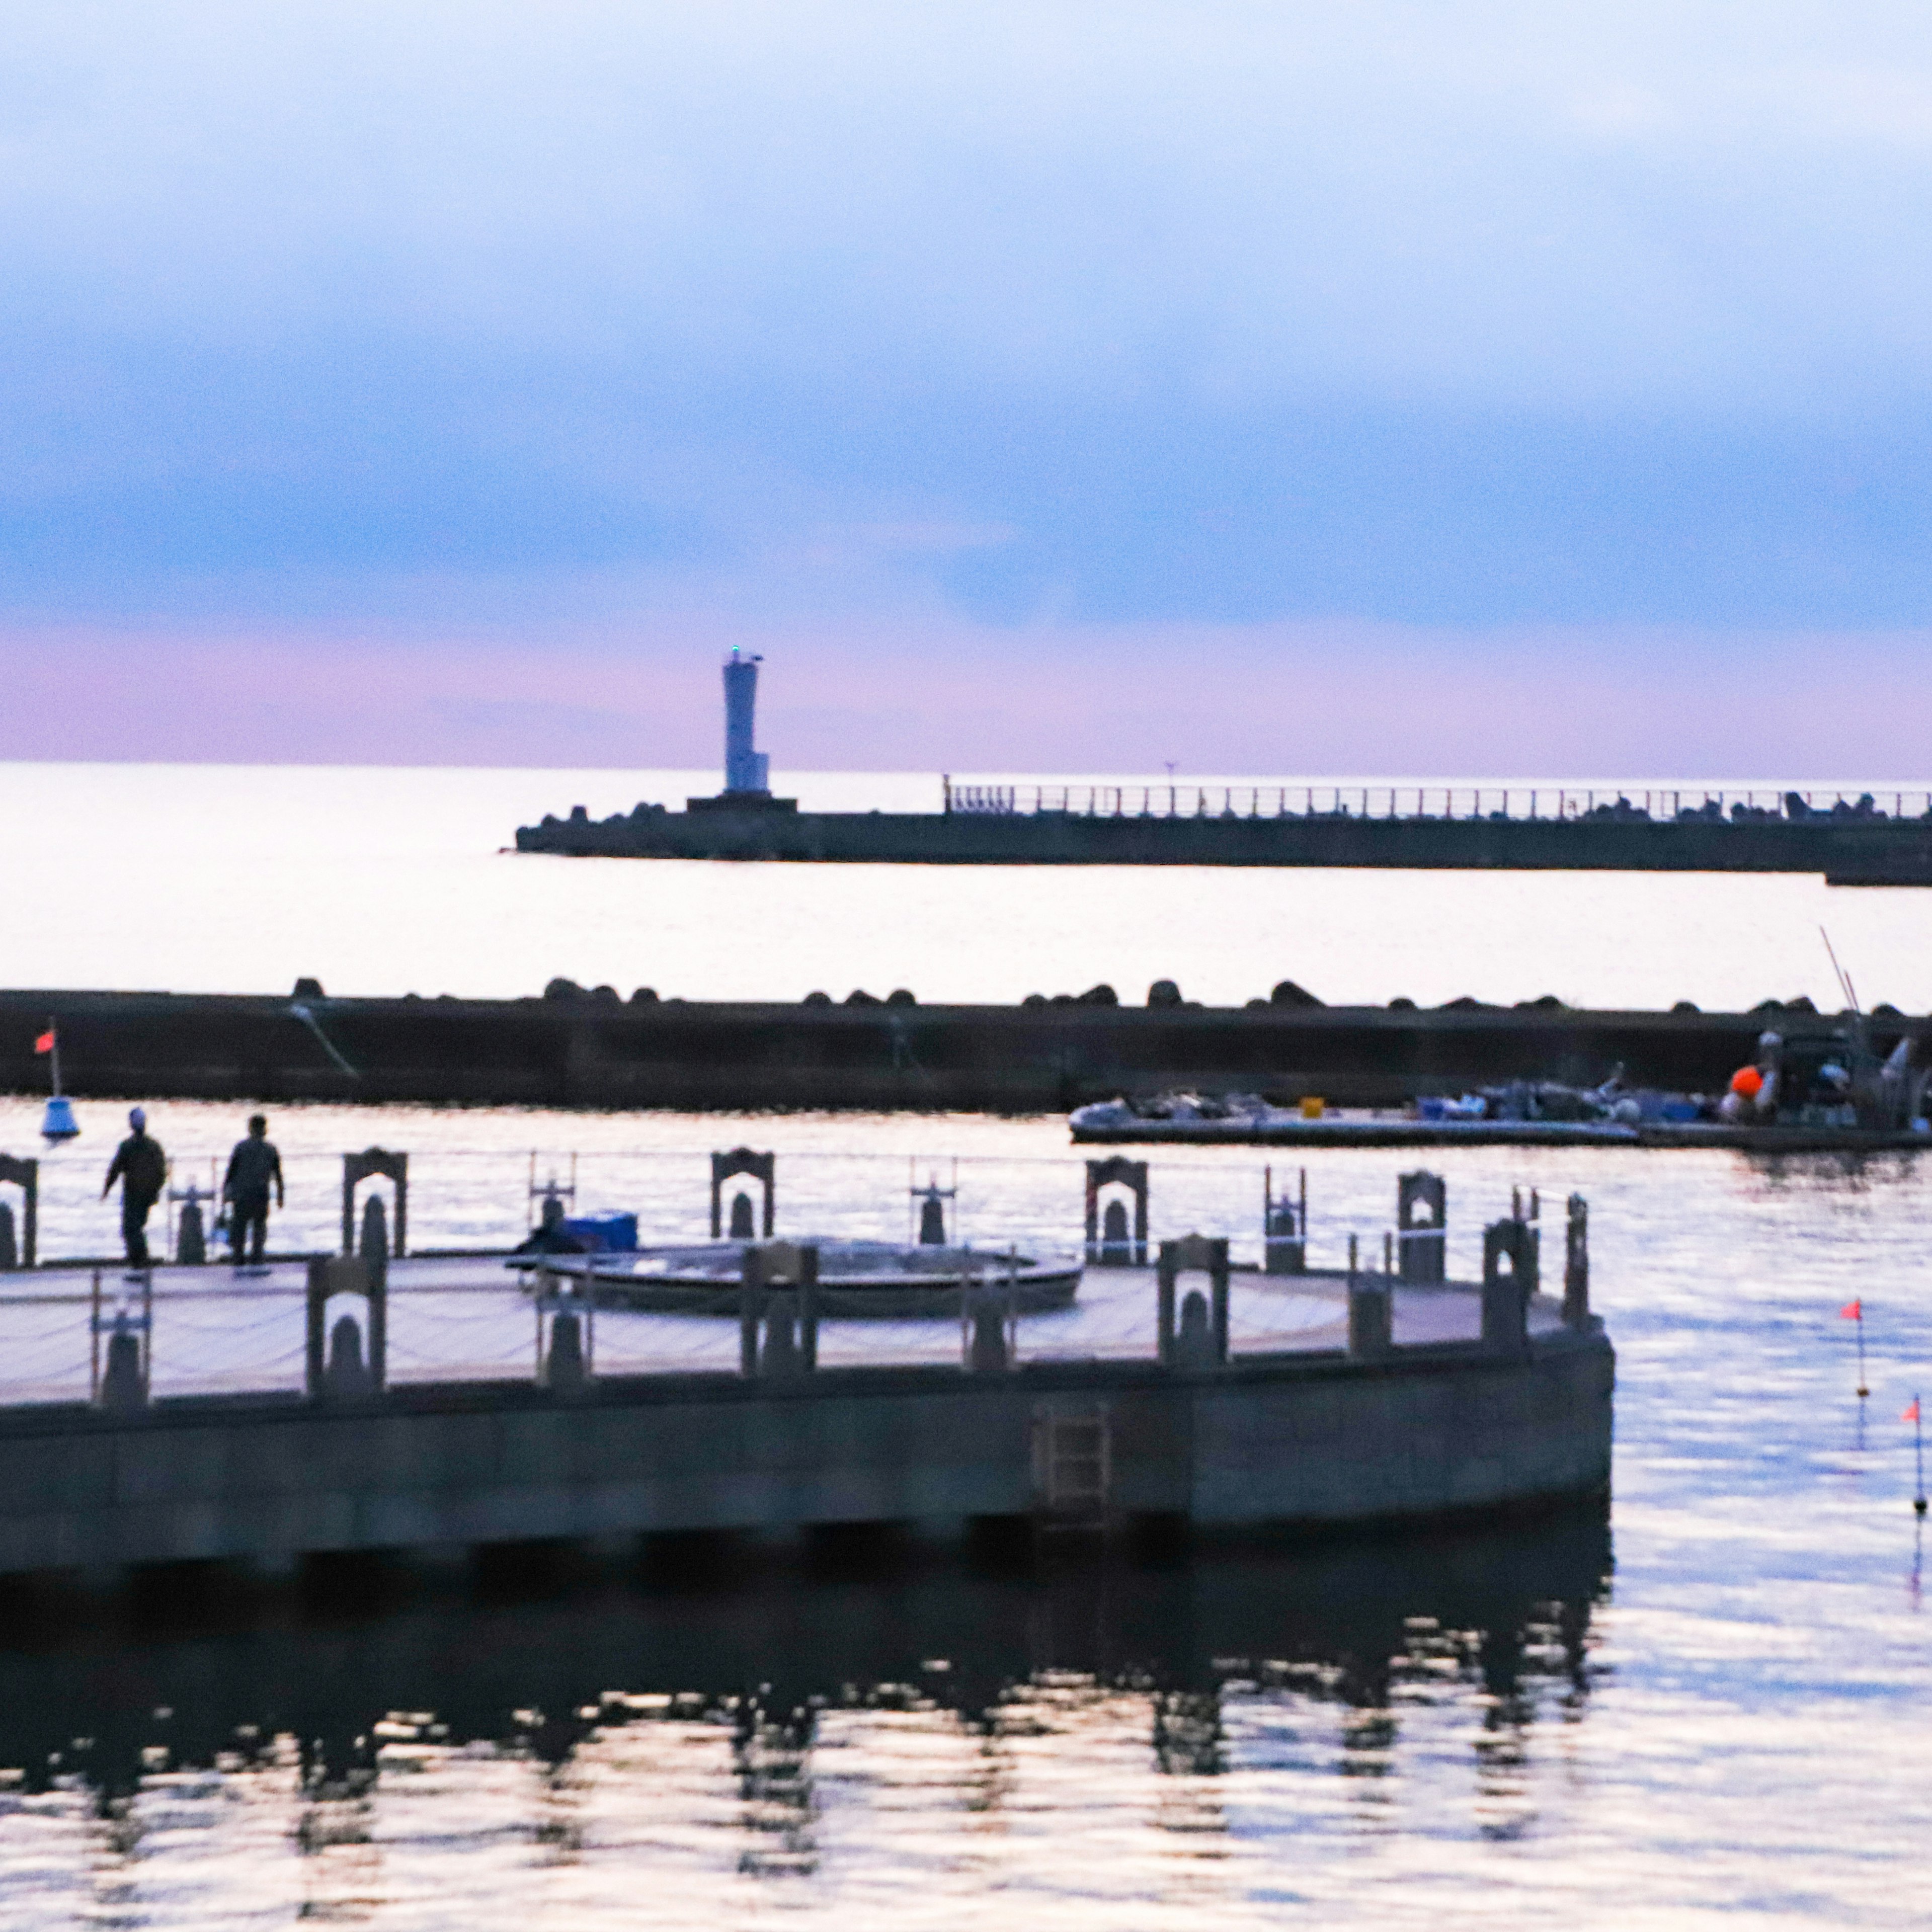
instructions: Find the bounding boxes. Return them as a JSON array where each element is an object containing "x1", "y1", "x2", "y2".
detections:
[
  {"x1": 223, "y1": 1114, "x2": 285, "y2": 1271},
  {"x1": 102, "y1": 1107, "x2": 167, "y2": 1276},
  {"x1": 513, "y1": 1195, "x2": 587, "y2": 1255}
]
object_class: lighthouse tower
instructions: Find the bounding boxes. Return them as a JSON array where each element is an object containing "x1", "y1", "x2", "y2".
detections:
[{"x1": 722, "y1": 650, "x2": 770, "y2": 795}]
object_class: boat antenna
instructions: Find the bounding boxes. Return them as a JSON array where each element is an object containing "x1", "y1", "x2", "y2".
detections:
[{"x1": 1819, "y1": 925, "x2": 1861, "y2": 1015}]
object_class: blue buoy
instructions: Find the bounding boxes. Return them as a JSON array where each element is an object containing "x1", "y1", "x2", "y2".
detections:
[{"x1": 41, "y1": 1096, "x2": 79, "y2": 1142}]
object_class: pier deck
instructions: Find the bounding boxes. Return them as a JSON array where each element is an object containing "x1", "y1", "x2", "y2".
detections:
[{"x1": 0, "y1": 1255, "x2": 1609, "y2": 1574}]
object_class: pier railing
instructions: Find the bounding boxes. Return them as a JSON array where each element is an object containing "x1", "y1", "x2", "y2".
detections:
[
  {"x1": 6, "y1": 1148, "x2": 1334, "y2": 1282},
  {"x1": 0, "y1": 1242, "x2": 1499, "y2": 1410},
  {"x1": 0, "y1": 1146, "x2": 1586, "y2": 1411},
  {"x1": 940, "y1": 780, "x2": 1932, "y2": 825}
]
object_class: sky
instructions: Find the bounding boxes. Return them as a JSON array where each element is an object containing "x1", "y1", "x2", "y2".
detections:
[{"x1": 4, "y1": 2, "x2": 1932, "y2": 776}]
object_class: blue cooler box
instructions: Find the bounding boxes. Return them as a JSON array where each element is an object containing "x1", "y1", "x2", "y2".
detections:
[{"x1": 563, "y1": 1211, "x2": 638, "y2": 1253}]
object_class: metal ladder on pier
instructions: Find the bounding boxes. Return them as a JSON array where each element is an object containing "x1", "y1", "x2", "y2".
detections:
[{"x1": 1032, "y1": 1405, "x2": 1111, "y2": 1530}]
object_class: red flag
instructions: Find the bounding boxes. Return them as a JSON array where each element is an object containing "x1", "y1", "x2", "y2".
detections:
[
  {"x1": 1840, "y1": 1300, "x2": 1862, "y2": 1320},
  {"x1": 32, "y1": 1029, "x2": 53, "y2": 1055},
  {"x1": 1905, "y1": 1399, "x2": 1921, "y2": 1423}
]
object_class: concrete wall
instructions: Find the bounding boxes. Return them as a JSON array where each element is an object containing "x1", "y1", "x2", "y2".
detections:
[
  {"x1": 0, "y1": 1329, "x2": 1612, "y2": 1573},
  {"x1": 519, "y1": 802, "x2": 1932, "y2": 880},
  {"x1": 0, "y1": 987, "x2": 1888, "y2": 1112}
]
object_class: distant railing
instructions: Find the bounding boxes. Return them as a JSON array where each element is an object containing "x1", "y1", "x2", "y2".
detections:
[{"x1": 940, "y1": 780, "x2": 1932, "y2": 825}]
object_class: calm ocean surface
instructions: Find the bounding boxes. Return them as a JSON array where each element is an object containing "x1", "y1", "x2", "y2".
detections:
[
  {"x1": 0, "y1": 764, "x2": 1927, "y2": 1926},
  {"x1": 1, "y1": 760, "x2": 1929, "y2": 1010}
]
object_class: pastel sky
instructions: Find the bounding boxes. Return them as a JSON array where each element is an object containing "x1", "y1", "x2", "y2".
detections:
[{"x1": 5, "y1": 3, "x2": 1931, "y2": 774}]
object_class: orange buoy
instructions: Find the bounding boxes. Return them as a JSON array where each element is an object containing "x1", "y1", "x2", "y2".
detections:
[{"x1": 1730, "y1": 1066, "x2": 1764, "y2": 1097}]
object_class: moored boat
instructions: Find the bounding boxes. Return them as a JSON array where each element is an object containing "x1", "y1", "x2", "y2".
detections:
[{"x1": 1072, "y1": 1019, "x2": 1932, "y2": 1151}]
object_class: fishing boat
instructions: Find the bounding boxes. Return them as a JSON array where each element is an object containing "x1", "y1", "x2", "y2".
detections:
[{"x1": 1071, "y1": 1021, "x2": 1932, "y2": 1152}]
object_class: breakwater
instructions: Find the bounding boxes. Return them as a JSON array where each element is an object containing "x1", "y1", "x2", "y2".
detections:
[
  {"x1": 0, "y1": 985, "x2": 1912, "y2": 1112},
  {"x1": 517, "y1": 781, "x2": 1932, "y2": 880}
]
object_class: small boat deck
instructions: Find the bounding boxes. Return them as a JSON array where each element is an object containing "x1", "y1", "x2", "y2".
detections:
[{"x1": 1071, "y1": 1108, "x2": 1932, "y2": 1152}]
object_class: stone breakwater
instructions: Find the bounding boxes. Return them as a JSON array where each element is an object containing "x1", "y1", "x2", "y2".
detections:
[
  {"x1": 516, "y1": 794, "x2": 1932, "y2": 881},
  {"x1": 0, "y1": 986, "x2": 1913, "y2": 1112}
]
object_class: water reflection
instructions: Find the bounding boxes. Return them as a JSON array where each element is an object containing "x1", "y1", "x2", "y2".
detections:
[{"x1": 0, "y1": 1510, "x2": 1608, "y2": 1922}]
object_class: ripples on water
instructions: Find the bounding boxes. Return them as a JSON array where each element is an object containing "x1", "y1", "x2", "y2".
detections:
[
  {"x1": 0, "y1": 1106, "x2": 1926, "y2": 1923},
  {"x1": 1, "y1": 764, "x2": 1930, "y2": 1921},
  {"x1": 0, "y1": 1514, "x2": 1609, "y2": 1929}
]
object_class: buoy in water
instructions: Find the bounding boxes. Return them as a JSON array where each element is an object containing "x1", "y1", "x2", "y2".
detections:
[{"x1": 41, "y1": 1097, "x2": 79, "y2": 1142}]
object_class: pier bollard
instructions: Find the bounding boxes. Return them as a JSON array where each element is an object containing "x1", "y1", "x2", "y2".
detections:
[
  {"x1": 1397, "y1": 1172, "x2": 1447, "y2": 1283},
  {"x1": 964, "y1": 1284, "x2": 1010, "y2": 1373},
  {"x1": 1263, "y1": 1166, "x2": 1307, "y2": 1274},
  {"x1": 1564, "y1": 1194, "x2": 1590, "y2": 1328},
  {"x1": 342, "y1": 1149, "x2": 408, "y2": 1258},
  {"x1": 544, "y1": 1309, "x2": 589, "y2": 1395},
  {"x1": 306, "y1": 1255, "x2": 386, "y2": 1401},
  {"x1": 1348, "y1": 1278, "x2": 1393, "y2": 1358},
  {"x1": 799, "y1": 1273, "x2": 818, "y2": 1372},
  {"x1": 326, "y1": 1314, "x2": 373, "y2": 1399},
  {"x1": 170, "y1": 1178, "x2": 213, "y2": 1265},
  {"x1": 0, "y1": 1156, "x2": 37, "y2": 1269},
  {"x1": 176, "y1": 1198, "x2": 206, "y2": 1265},
  {"x1": 912, "y1": 1171, "x2": 958, "y2": 1248},
  {"x1": 762, "y1": 1295, "x2": 801, "y2": 1377},
  {"x1": 712, "y1": 1150, "x2": 776, "y2": 1239},
  {"x1": 1174, "y1": 1292, "x2": 1218, "y2": 1370},
  {"x1": 1085, "y1": 1158, "x2": 1149, "y2": 1267},
  {"x1": 1481, "y1": 1219, "x2": 1537, "y2": 1356},
  {"x1": 1157, "y1": 1235, "x2": 1231, "y2": 1368},
  {"x1": 0, "y1": 1202, "x2": 13, "y2": 1272},
  {"x1": 741, "y1": 1243, "x2": 819, "y2": 1377},
  {"x1": 359, "y1": 1193, "x2": 389, "y2": 1293},
  {"x1": 534, "y1": 1268, "x2": 595, "y2": 1395},
  {"x1": 99, "y1": 1315, "x2": 148, "y2": 1411},
  {"x1": 738, "y1": 1276, "x2": 761, "y2": 1374},
  {"x1": 92, "y1": 1268, "x2": 153, "y2": 1410}
]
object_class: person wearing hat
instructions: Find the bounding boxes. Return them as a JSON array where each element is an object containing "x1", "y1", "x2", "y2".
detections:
[
  {"x1": 102, "y1": 1107, "x2": 168, "y2": 1275},
  {"x1": 1718, "y1": 1033, "x2": 1784, "y2": 1124}
]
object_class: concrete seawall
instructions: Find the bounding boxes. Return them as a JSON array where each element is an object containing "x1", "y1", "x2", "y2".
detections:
[
  {"x1": 0, "y1": 1328, "x2": 1613, "y2": 1574},
  {"x1": 0, "y1": 987, "x2": 1902, "y2": 1111},
  {"x1": 517, "y1": 802, "x2": 1932, "y2": 880}
]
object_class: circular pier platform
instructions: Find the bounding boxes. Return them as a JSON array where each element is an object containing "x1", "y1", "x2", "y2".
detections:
[{"x1": 510, "y1": 1239, "x2": 1083, "y2": 1318}]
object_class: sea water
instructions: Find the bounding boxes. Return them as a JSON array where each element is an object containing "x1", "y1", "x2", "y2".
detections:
[
  {"x1": 0, "y1": 765, "x2": 1926, "y2": 1926},
  {"x1": 0, "y1": 761, "x2": 1927, "y2": 1010}
]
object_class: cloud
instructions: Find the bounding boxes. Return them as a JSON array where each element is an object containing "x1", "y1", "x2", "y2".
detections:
[{"x1": 5, "y1": 3, "x2": 1932, "y2": 678}]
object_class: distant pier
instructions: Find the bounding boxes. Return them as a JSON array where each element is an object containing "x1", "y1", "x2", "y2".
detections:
[
  {"x1": 521, "y1": 650, "x2": 1932, "y2": 878},
  {"x1": 517, "y1": 780, "x2": 1932, "y2": 881}
]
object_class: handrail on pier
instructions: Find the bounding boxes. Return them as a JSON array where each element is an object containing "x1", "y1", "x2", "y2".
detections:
[{"x1": 942, "y1": 778, "x2": 1932, "y2": 826}]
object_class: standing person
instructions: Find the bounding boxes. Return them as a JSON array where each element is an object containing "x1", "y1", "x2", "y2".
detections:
[
  {"x1": 101, "y1": 1107, "x2": 167, "y2": 1276},
  {"x1": 223, "y1": 1113, "x2": 285, "y2": 1271}
]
